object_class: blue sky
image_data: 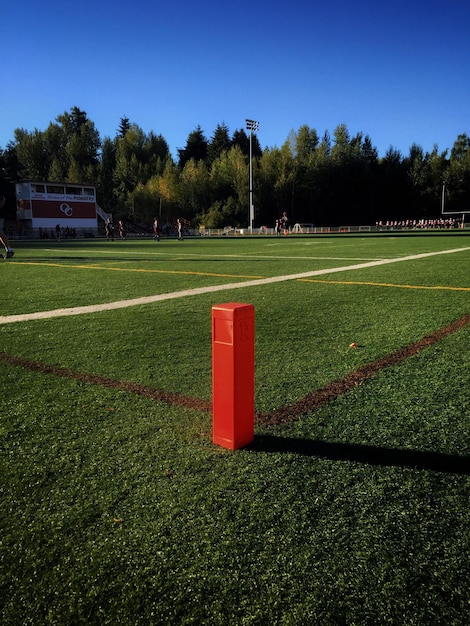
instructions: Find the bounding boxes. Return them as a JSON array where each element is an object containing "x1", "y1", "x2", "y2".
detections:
[{"x1": 1, "y1": 0, "x2": 469, "y2": 159}]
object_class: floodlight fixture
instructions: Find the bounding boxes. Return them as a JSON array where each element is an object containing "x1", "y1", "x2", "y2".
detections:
[{"x1": 245, "y1": 119, "x2": 259, "y2": 132}]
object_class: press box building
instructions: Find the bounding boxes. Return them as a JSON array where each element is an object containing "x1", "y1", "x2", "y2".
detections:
[{"x1": 15, "y1": 181, "x2": 107, "y2": 233}]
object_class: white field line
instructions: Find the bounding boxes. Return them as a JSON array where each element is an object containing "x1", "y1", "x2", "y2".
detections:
[
  {"x1": 53, "y1": 247, "x2": 381, "y2": 261},
  {"x1": 2, "y1": 246, "x2": 469, "y2": 325}
]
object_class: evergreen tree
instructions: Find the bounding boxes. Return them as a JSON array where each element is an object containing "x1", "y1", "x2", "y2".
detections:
[
  {"x1": 294, "y1": 125, "x2": 319, "y2": 164},
  {"x1": 378, "y1": 147, "x2": 409, "y2": 219},
  {"x1": 331, "y1": 123, "x2": 352, "y2": 163},
  {"x1": 361, "y1": 135, "x2": 378, "y2": 164},
  {"x1": 5, "y1": 105, "x2": 468, "y2": 229},
  {"x1": 288, "y1": 126, "x2": 320, "y2": 223},
  {"x1": 53, "y1": 107, "x2": 101, "y2": 181},
  {"x1": 143, "y1": 132, "x2": 170, "y2": 178},
  {"x1": 447, "y1": 133, "x2": 470, "y2": 213},
  {"x1": 178, "y1": 126, "x2": 208, "y2": 168},
  {"x1": 207, "y1": 123, "x2": 232, "y2": 164},
  {"x1": 117, "y1": 116, "x2": 131, "y2": 138},
  {"x1": 98, "y1": 137, "x2": 117, "y2": 214},
  {"x1": 202, "y1": 146, "x2": 248, "y2": 227},
  {"x1": 0, "y1": 145, "x2": 18, "y2": 217},
  {"x1": 232, "y1": 129, "x2": 250, "y2": 157},
  {"x1": 258, "y1": 144, "x2": 294, "y2": 223},
  {"x1": 112, "y1": 124, "x2": 170, "y2": 212},
  {"x1": 113, "y1": 125, "x2": 146, "y2": 205}
]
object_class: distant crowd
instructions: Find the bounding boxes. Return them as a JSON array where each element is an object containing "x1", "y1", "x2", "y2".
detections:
[
  {"x1": 376, "y1": 217, "x2": 464, "y2": 230},
  {"x1": 39, "y1": 226, "x2": 77, "y2": 239}
]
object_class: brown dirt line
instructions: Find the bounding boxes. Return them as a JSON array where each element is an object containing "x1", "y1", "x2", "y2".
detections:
[
  {"x1": 256, "y1": 312, "x2": 470, "y2": 427},
  {"x1": 0, "y1": 354, "x2": 212, "y2": 413},
  {"x1": 2, "y1": 312, "x2": 469, "y2": 425}
]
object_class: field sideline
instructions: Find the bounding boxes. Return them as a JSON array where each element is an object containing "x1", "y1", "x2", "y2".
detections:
[
  {"x1": 2, "y1": 241, "x2": 469, "y2": 324},
  {"x1": 1, "y1": 234, "x2": 469, "y2": 625}
]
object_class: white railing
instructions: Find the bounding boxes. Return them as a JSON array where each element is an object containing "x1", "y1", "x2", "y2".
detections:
[{"x1": 96, "y1": 204, "x2": 112, "y2": 223}]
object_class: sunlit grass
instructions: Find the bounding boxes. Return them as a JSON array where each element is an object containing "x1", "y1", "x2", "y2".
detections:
[{"x1": 1, "y1": 234, "x2": 469, "y2": 625}]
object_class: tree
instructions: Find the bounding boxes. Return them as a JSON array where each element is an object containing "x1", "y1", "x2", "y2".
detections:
[
  {"x1": 179, "y1": 158, "x2": 210, "y2": 214},
  {"x1": 56, "y1": 106, "x2": 87, "y2": 135},
  {"x1": 0, "y1": 144, "x2": 18, "y2": 217},
  {"x1": 288, "y1": 126, "x2": 321, "y2": 222},
  {"x1": 231, "y1": 128, "x2": 250, "y2": 157},
  {"x1": 328, "y1": 124, "x2": 357, "y2": 223},
  {"x1": 54, "y1": 107, "x2": 101, "y2": 181},
  {"x1": 258, "y1": 143, "x2": 294, "y2": 224},
  {"x1": 117, "y1": 117, "x2": 131, "y2": 138},
  {"x1": 405, "y1": 143, "x2": 429, "y2": 213},
  {"x1": 5, "y1": 105, "x2": 468, "y2": 229},
  {"x1": 143, "y1": 131, "x2": 170, "y2": 179},
  {"x1": 113, "y1": 124, "x2": 147, "y2": 203},
  {"x1": 426, "y1": 146, "x2": 449, "y2": 214},
  {"x1": 201, "y1": 146, "x2": 248, "y2": 227},
  {"x1": 98, "y1": 137, "x2": 117, "y2": 213},
  {"x1": 450, "y1": 133, "x2": 470, "y2": 162},
  {"x1": 156, "y1": 158, "x2": 180, "y2": 218},
  {"x1": 447, "y1": 133, "x2": 470, "y2": 213},
  {"x1": 231, "y1": 128, "x2": 262, "y2": 159},
  {"x1": 293, "y1": 125, "x2": 319, "y2": 164},
  {"x1": 209, "y1": 148, "x2": 234, "y2": 204},
  {"x1": 178, "y1": 126, "x2": 208, "y2": 168},
  {"x1": 357, "y1": 134, "x2": 379, "y2": 223},
  {"x1": 378, "y1": 147, "x2": 408, "y2": 219},
  {"x1": 207, "y1": 123, "x2": 232, "y2": 164},
  {"x1": 361, "y1": 135, "x2": 378, "y2": 164},
  {"x1": 0, "y1": 143, "x2": 19, "y2": 184},
  {"x1": 226, "y1": 146, "x2": 250, "y2": 216},
  {"x1": 331, "y1": 123, "x2": 352, "y2": 164},
  {"x1": 112, "y1": 124, "x2": 170, "y2": 211},
  {"x1": 13, "y1": 128, "x2": 50, "y2": 180}
]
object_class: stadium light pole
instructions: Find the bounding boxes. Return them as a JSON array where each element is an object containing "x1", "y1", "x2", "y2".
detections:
[
  {"x1": 246, "y1": 119, "x2": 259, "y2": 233},
  {"x1": 441, "y1": 180, "x2": 446, "y2": 214}
]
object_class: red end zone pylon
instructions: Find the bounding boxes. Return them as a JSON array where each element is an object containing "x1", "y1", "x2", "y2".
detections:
[{"x1": 212, "y1": 303, "x2": 255, "y2": 450}]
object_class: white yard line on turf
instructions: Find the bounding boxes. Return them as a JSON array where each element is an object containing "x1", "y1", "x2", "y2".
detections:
[
  {"x1": 2, "y1": 246, "x2": 469, "y2": 325},
  {"x1": 41, "y1": 246, "x2": 382, "y2": 261}
]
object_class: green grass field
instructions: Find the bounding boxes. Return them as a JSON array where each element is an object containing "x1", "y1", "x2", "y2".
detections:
[{"x1": 1, "y1": 234, "x2": 469, "y2": 625}]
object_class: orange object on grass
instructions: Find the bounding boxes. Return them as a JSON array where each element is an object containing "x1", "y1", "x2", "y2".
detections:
[{"x1": 212, "y1": 303, "x2": 255, "y2": 450}]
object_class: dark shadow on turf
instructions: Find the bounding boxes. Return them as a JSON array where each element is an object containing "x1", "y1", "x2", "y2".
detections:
[{"x1": 249, "y1": 434, "x2": 470, "y2": 475}]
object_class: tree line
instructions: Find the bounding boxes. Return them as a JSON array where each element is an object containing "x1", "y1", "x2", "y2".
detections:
[{"x1": 1, "y1": 106, "x2": 469, "y2": 228}]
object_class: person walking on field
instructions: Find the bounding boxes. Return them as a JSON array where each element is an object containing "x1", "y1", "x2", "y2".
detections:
[
  {"x1": 280, "y1": 211, "x2": 289, "y2": 236},
  {"x1": 153, "y1": 217, "x2": 160, "y2": 241},
  {"x1": 177, "y1": 218, "x2": 183, "y2": 241},
  {"x1": 105, "y1": 218, "x2": 115, "y2": 241},
  {"x1": 0, "y1": 196, "x2": 14, "y2": 258}
]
